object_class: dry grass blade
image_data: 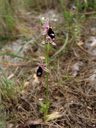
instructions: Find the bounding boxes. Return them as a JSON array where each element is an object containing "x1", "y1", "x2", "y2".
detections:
[
  {"x1": 22, "y1": 119, "x2": 43, "y2": 128},
  {"x1": 46, "y1": 112, "x2": 63, "y2": 121}
]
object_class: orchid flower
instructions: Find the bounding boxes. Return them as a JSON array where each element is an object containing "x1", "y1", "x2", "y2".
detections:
[
  {"x1": 42, "y1": 19, "x2": 55, "y2": 43},
  {"x1": 37, "y1": 60, "x2": 49, "y2": 73}
]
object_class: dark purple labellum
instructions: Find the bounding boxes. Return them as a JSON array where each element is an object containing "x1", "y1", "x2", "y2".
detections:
[
  {"x1": 37, "y1": 66, "x2": 43, "y2": 77},
  {"x1": 48, "y1": 28, "x2": 55, "y2": 39}
]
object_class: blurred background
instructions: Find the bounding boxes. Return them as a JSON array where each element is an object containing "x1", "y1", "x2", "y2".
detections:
[
  {"x1": 0, "y1": 0, "x2": 60, "y2": 37},
  {"x1": 0, "y1": 0, "x2": 95, "y2": 37}
]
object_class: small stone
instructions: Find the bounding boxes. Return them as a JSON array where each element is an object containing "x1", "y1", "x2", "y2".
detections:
[{"x1": 85, "y1": 37, "x2": 96, "y2": 55}]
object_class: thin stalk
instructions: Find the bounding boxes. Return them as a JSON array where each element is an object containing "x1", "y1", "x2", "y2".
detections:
[
  {"x1": 44, "y1": 36, "x2": 49, "y2": 104},
  {"x1": 46, "y1": 41, "x2": 50, "y2": 104},
  {"x1": 44, "y1": 38, "x2": 50, "y2": 120},
  {"x1": 44, "y1": 109, "x2": 46, "y2": 121},
  {"x1": 46, "y1": 52, "x2": 49, "y2": 104}
]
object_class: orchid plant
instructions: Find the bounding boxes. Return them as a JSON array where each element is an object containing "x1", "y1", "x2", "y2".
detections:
[{"x1": 37, "y1": 18, "x2": 55, "y2": 121}]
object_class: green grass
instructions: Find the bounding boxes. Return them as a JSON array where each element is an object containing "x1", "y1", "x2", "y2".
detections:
[
  {"x1": 0, "y1": 0, "x2": 16, "y2": 36},
  {"x1": 59, "y1": 0, "x2": 96, "y2": 44},
  {"x1": 50, "y1": 33, "x2": 69, "y2": 61},
  {"x1": 0, "y1": 67, "x2": 17, "y2": 102},
  {"x1": 0, "y1": 90, "x2": 4, "y2": 128},
  {"x1": 0, "y1": 0, "x2": 60, "y2": 37},
  {"x1": 0, "y1": 0, "x2": 31, "y2": 37},
  {"x1": 59, "y1": 0, "x2": 71, "y2": 27}
]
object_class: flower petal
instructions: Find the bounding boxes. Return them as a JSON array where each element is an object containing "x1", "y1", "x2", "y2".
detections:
[
  {"x1": 52, "y1": 41, "x2": 56, "y2": 46},
  {"x1": 46, "y1": 36, "x2": 52, "y2": 43},
  {"x1": 43, "y1": 67, "x2": 50, "y2": 72},
  {"x1": 42, "y1": 19, "x2": 49, "y2": 29},
  {"x1": 40, "y1": 60, "x2": 43, "y2": 65},
  {"x1": 45, "y1": 19, "x2": 49, "y2": 28},
  {"x1": 42, "y1": 63, "x2": 47, "y2": 66},
  {"x1": 42, "y1": 26, "x2": 48, "y2": 29},
  {"x1": 42, "y1": 29, "x2": 47, "y2": 35}
]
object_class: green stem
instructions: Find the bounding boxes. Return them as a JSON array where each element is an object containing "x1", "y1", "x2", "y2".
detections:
[
  {"x1": 46, "y1": 61, "x2": 48, "y2": 104},
  {"x1": 44, "y1": 110, "x2": 46, "y2": 121},
  {"x1": 44, "y1": 37, "x2": 50, "y2": 120},
  {"x1": 46, "y1": 41, "x2": 49, "y2": 104},
  {"x1": 44, "y1": 35, "x2": 49, "y2": 105}
]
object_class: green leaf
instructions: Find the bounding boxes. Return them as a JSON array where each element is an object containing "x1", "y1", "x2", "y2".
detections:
[
  {"x1": 40, "y1": 108, "x2": 44, "y2": 113},
  {"x1": 40, "y1": 19, "x2": 44, "y2": 26},
  {"x1": 46, "y1": 101, "x2": 51, "y2": 109},
  {"x1": 0, "y1": 52, "x2": 39, "y2": 62},
  {"x1": 0, "y1": 35, "x2": 25, "y2": 42},
  {"x1": 40, "y1": 102, "x2": 46, "y2": 109},
  {"x1": 50, "y1": 33, "x2": 69, "y2": 61}
]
